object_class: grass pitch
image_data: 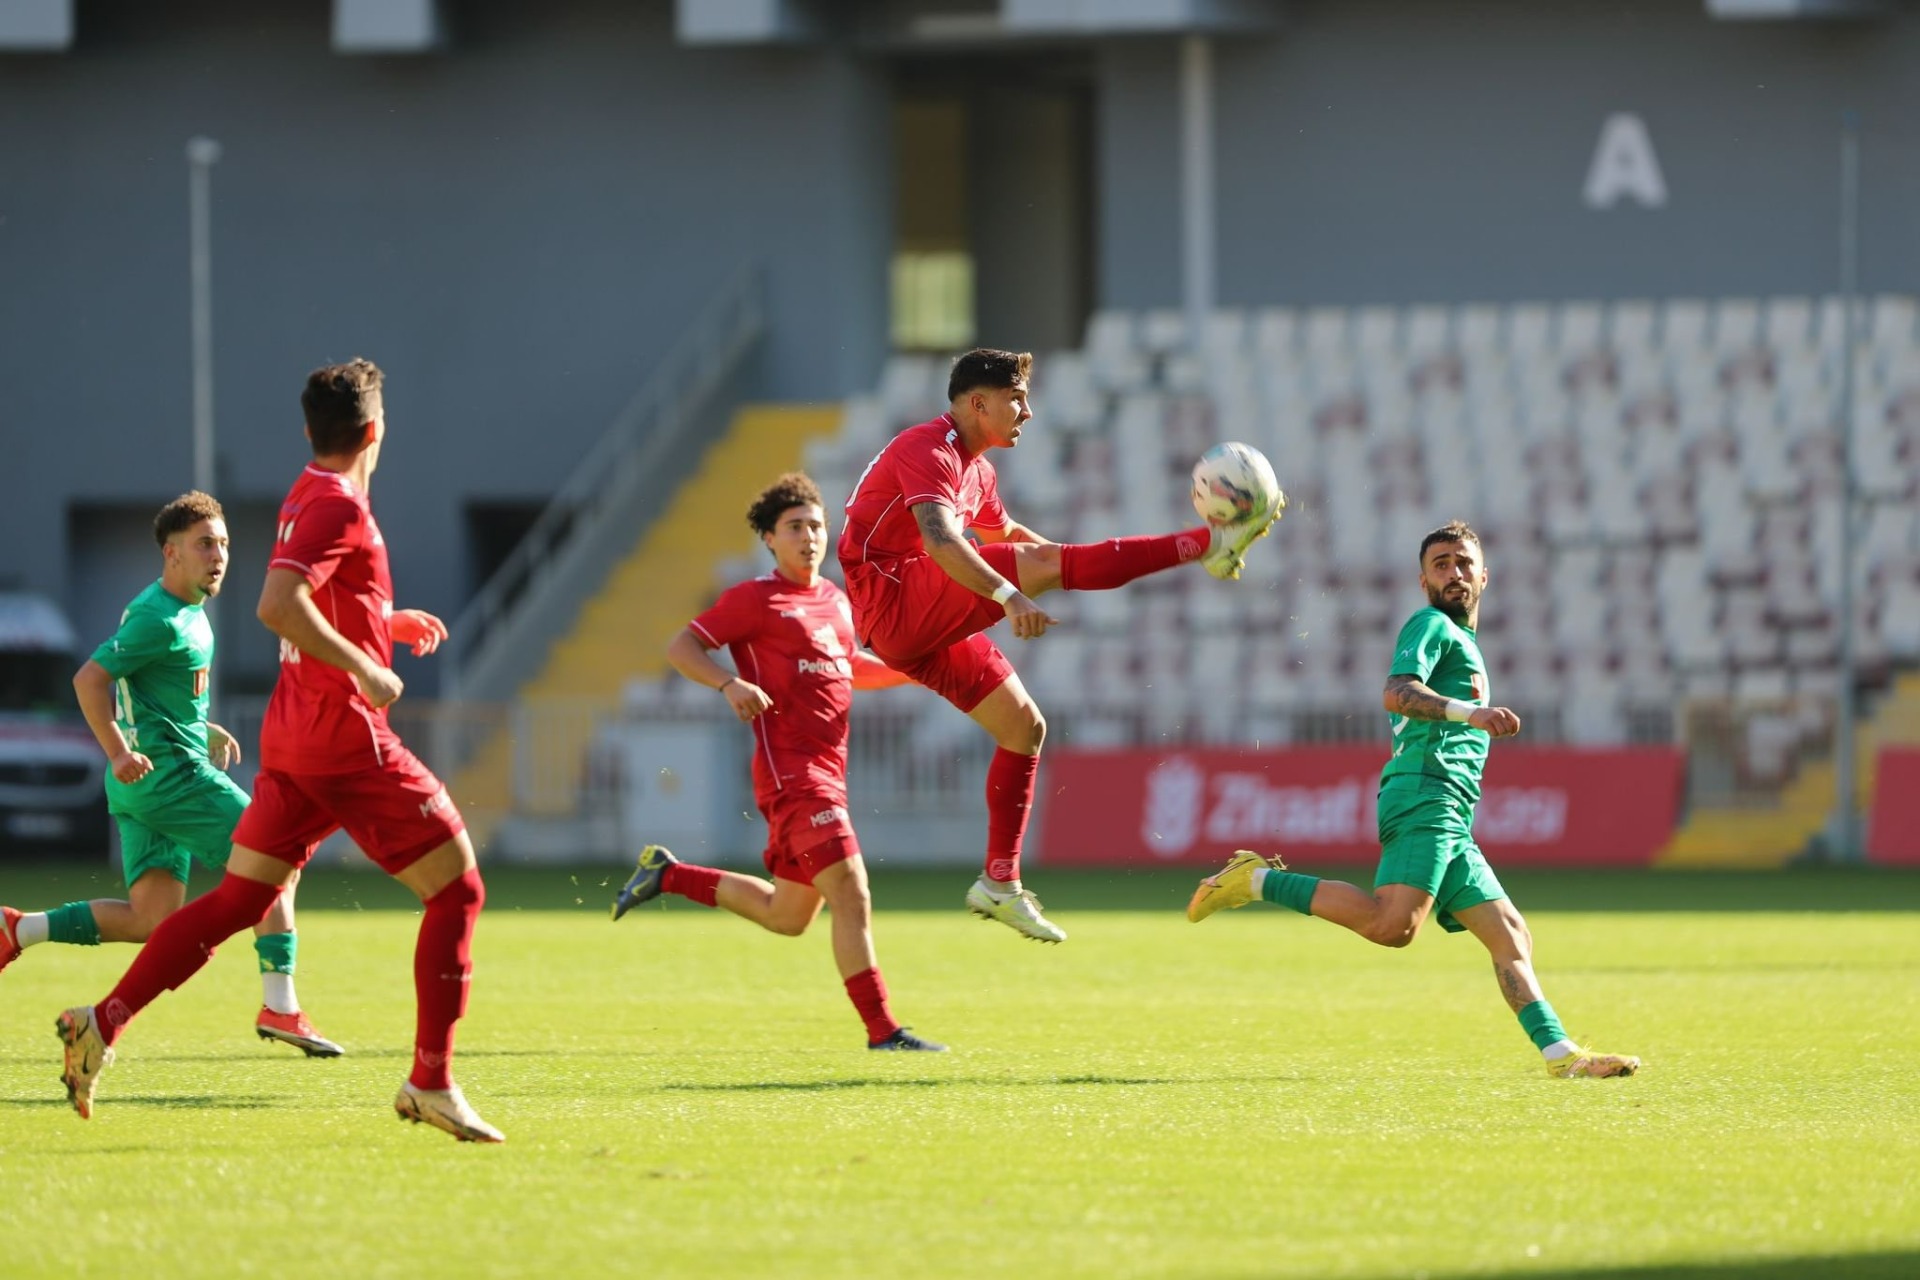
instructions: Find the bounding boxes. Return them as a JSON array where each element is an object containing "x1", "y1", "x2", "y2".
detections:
[{"x1": 0, "y1": 864, "x2": 1916, "y2": 1279}]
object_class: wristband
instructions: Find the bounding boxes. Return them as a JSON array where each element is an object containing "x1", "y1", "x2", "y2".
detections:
[
  {"x1": 1444, "y1": 699, "x2": 1475, "y2": 723},
  {"x1": 991, "y1": 581, "x2": 1017, "y2": 605},
  {"x1": 719, "y1": 676, "x2": 740, "y2": 694}
]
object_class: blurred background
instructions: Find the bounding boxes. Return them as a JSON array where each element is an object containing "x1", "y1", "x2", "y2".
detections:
[{"x1": 4, "y1": 0, "x2": 1918, "y2": 874}]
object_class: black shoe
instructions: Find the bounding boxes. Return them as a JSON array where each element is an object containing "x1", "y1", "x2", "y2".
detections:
[
  {"x1": 611, "y1": 844, "x2": 679, "y2": 920},
  {"x1": 869, "y1": 1027, "x2": 948, "y2": 1052}
]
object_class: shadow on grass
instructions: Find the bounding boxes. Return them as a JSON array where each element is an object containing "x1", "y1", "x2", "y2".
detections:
[
  {"x1": 662, "y1": 1073, "x2": 1276, "y2": 1093},
  {"x1": 0, "y1": 1094, "x2": 277, "y2": 1110},
  {"x1": 1440, "y1": 1253, "x2": 1920, "y2": 1280},
  {"x1": 5, "y1": 863, "x2": 1920, "y2": 915}
]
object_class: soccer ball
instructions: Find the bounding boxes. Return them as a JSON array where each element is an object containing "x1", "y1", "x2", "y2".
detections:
[{"x1": 1190, "y1": 442, "x2": 1281, "y2": 526}]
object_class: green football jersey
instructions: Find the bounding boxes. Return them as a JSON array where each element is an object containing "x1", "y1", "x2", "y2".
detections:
[
  {"x1": 90, "y1": 580, "x2": 214, "y2": 801},
  {"x1": 1380, "y1": 605, "x2": 1490, "y2": 802}
]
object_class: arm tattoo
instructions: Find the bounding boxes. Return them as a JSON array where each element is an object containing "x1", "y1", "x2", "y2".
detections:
[
  {"x1": 912, "y1": 502, "x2": 964, "y2": 551},
  {"x1": 1384, "y1": 673, "x2": 1458, "y2": 721}
]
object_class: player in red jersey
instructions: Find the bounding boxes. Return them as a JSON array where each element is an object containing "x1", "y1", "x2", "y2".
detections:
[
  {"x1": 611, "y1": 473, "x2": 944, "y2": 1051},
  {"x1": 840, "y1": 348, "x2": 1285, "y2": 942},
  {"x1": 55, "y1": 358, "x2": 503, "y2": 1142}
]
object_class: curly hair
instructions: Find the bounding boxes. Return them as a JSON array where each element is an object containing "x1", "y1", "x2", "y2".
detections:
[
  {"x1": 153, "y1": 491, "x2": 225, "y2": 547},
  {"x1": 746, "y1": 472, "x2": 825, "y2": 537}
]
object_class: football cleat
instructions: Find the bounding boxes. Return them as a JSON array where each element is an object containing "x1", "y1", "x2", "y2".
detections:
[
  {"x1": 611, "y1": 844, "x2": 680, "y2": 921},
  {"x1": 1188, "y1": 849, "x2": 1287, "y2": 922},
  {"x1": 0, "y1": 906, "x2": 22, "y2": 975},
  {"x1": 256, "y1": 1007, "x2": 345, "y2": 1058},
  {"x1": 55, "y1": 1005, "x2": 114, "y2": 1120},
  {"x1": 1546, "y1": 1046, "x2": 1641, "y2": 1080},
  {"x1": 965, "y1": 880, "x2": 1067, "y2": 943},
  {"x1": 1202, "y1": 486, "x2": 1288, "y2": 581},
  {"x1": 869, "y1": 1027, "x2": 949, "y2": 1052},
  {"x1": 395, "y1": 1081, "x2": 505, "y2": 1144}
]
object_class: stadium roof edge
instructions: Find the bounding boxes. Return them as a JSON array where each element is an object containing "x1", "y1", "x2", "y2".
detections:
[
  {"x1": 675, "y1": 0, "x2": 1285, "y2": 48},
  {"x1": 1705, "y1": 0, "x2": 1897, "y2": 18}
]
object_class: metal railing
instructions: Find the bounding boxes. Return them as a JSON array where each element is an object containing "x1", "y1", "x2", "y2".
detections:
[{"x1": 444, "y1": 264, "x2": 766, "y2": 705}]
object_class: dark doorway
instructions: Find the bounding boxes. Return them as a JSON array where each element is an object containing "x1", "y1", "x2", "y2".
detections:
[{"x1": 891, "y1": 52, "x2": 1095, "y2": 355}]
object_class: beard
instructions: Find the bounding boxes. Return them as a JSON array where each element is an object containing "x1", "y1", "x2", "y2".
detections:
[{"x1": 1427, "y1": 581, "x2": 1475, "y2": 621}]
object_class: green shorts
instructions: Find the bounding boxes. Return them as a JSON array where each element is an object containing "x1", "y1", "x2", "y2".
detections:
[
  {"x1": 1374, "y1": 777, "x2": 1506, "y2": 934},
  {"x1": 110, "y1": 765, "x2": 249, "y2": 889}
]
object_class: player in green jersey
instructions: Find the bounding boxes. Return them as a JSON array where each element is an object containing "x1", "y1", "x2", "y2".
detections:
[
  {"x1": 1188, "y1": 520, "x2": 1639, "y2": 1079},
  {"x1": 0, "y1": 492, "x2": 341, "y2": 1057}
]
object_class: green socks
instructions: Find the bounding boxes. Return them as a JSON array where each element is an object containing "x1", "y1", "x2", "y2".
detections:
[
  {"x1": 47, "y1": 902, "x2": 101, "y2": 946},
  {"x1": 1259, "y1": 870, "x2": 1321, "y2": 916},
  {"x1": 1517, "y1": 999, "x2": 1569, "y2": 1051},
  {"x1": 254, "y1": 931, "x2": 298, "y2": 975}
]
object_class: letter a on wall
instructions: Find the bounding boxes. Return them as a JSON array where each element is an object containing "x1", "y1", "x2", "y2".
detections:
[{"x1": 1584, "y1": 113, "x2": 1667, "y2": 209}]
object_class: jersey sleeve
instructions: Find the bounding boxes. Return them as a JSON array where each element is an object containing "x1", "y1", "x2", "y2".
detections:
[
  {"x1": 271, "y1": 495, "x2": 361, "y2": 591},
  {"x1": 894, "y1": 435, "x2": 965, "y2": 512},
  {"x1": 90, "y1": 610, "x2": 175, "y2": 680},
  {"x1": 688, "y1": 583, "x2": 764, "y2": 649},
  {"x1": 1388, "y1": 611, "x2": 1453, "y2": 682},
  {"x1": 968, "y1": 461, "x2": 1009, "y2": 532}
]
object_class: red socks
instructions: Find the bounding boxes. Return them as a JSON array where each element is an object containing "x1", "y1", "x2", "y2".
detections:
[
  {"x1": 663, "y1": 862, "x2": 723, "y2": 907},
  {"x1": 410, "y1": 868, "x2": 485, "y2": 1091},
  {"x1": 97, "y1": 872, "x2": 283, "y2": 1043},
  {"x1": 985, "y1": 747, "x2": 1041, "y2": 883},
  {"x1": 1058, "y1": 529, "x2": 1208, "y2": 591},
  {"x1": 844, "y1": 967, "x2": 900, "y2": 1044}
]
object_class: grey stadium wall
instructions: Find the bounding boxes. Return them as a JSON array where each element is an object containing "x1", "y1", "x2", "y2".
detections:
[{"x1": 7, "y1": 0, "x2": 1920, "y2": 689}]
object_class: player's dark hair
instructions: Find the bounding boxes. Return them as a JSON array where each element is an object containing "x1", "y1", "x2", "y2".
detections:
[
  {"x1": 1419, "y1": 519, "x2": 1481, "y2": 565},
  {"x1": 947, "y1": 348, "x2": 1033, "y2": 403},
  {"x1": 153, "y1": 491, "x2": 225, "y2": 547},
  {"x1": 746, "y1": 472, "x2": 825, "y2": 538},
  {"x1": 301, "y1": 358, "x2": 385, "y2": 456}
]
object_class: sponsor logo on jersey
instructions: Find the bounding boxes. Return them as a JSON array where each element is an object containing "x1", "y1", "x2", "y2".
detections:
[
  {"x1": 809, "y1": 805, "x2": 849, "y2": 828},
  {"x1": 193, "y1": 668, "x2": 209, "y2": 698},
  {"x1": 797, "y1": 656, "x2": 854, "y2": 678},
  {"x1": 418, "y1": 787, "x2": 452, "y2": 819},
  {"x1": 810, "y1": 623, "x2": 845, "y2": 657}
]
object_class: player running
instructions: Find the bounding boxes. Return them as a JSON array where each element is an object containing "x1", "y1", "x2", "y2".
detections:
[
  {"x1": 611, "y1": 473, "x2": 944, "y2": 1051},
  {"x1": 54, "y1": 358, "x2": 503, "y2": 1141},
  {"x1": 1188, "y1": 520, "x2": 1641, "y2": 1079},
  {"x1": 839, "y1": 348, "x2": 1283, "y2": 943},
  {"x1": 0, "y1": 492, "x2": 340, "y2": 1058}
]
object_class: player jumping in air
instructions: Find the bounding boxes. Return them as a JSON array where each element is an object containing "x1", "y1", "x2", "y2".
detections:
[
  {"x1": 840, "y1": 348, "x2": 1284, "y2": 943},
  {"x1": 54, "y1": 359, "x2": 504, "y2": 1140},
  {"x1": 0, "y1": 492, "x2": 341, "y2": 1058},
  {"x1": 1188, "y1": 521, "x2": 1640, "y2": 1079},
  {"x1": 611, "y1": 473, "x2": 944, "y2": 1051}
]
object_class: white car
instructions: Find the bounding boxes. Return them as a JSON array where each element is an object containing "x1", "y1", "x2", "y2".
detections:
[{"x1": 0, "y1": 594, "x2": 108, "y2": 856}]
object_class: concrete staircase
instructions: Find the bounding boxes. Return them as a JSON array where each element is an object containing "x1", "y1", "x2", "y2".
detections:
[
  {"x1": 1657, "y1": 673, "x2": 1920, "y2": 868},
  {"x1": 453, "y1": 405, "x2": 845, "y2": 844}
]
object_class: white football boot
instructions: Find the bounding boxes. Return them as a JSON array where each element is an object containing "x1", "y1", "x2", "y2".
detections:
[
  {"x1": 965, "y1": 879, "x2": 1067, "y2": 943},
  {"x1": 395, "y1": 1081, "x2": 505, "y2": 1143}
]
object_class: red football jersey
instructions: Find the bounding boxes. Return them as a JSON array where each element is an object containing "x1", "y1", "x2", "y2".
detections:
[
  {"x1": 259, "y1": 464, "x2": 402, "y2": 774},
  {"x1": 837, "y1": 414, "x2": 1009, "y2": 573},
  {"x1": 689, "y1": 573, "x2": 858, "y2": 807}
]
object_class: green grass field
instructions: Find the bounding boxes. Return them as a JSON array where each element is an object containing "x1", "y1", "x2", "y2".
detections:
[{"x1": 1, "y1": 864, "x2": 1916, "y2": 1279}]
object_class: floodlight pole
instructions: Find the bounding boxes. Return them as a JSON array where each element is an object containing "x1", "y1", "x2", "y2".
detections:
[
  {"x1": 187, "y1": 135, "x2": 222, "y2": 709},
  {"x1": 1180, "y1": 35, "x2": 1215, "y2": 353},
  {"x1": 1833, "y1": 112, "x2": 1861, "y2": 862}
]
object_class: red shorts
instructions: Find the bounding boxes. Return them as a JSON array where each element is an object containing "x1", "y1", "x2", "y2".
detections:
[
  {"x1": 849, "y1": 542, "x2": 1019, "y2": 712},
  {"x1": 760, "y1": 791, "x2": 860, "y2": 886},
  {"x1": 233, "y1": 747, "x2": 466, "y2": 875}
]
